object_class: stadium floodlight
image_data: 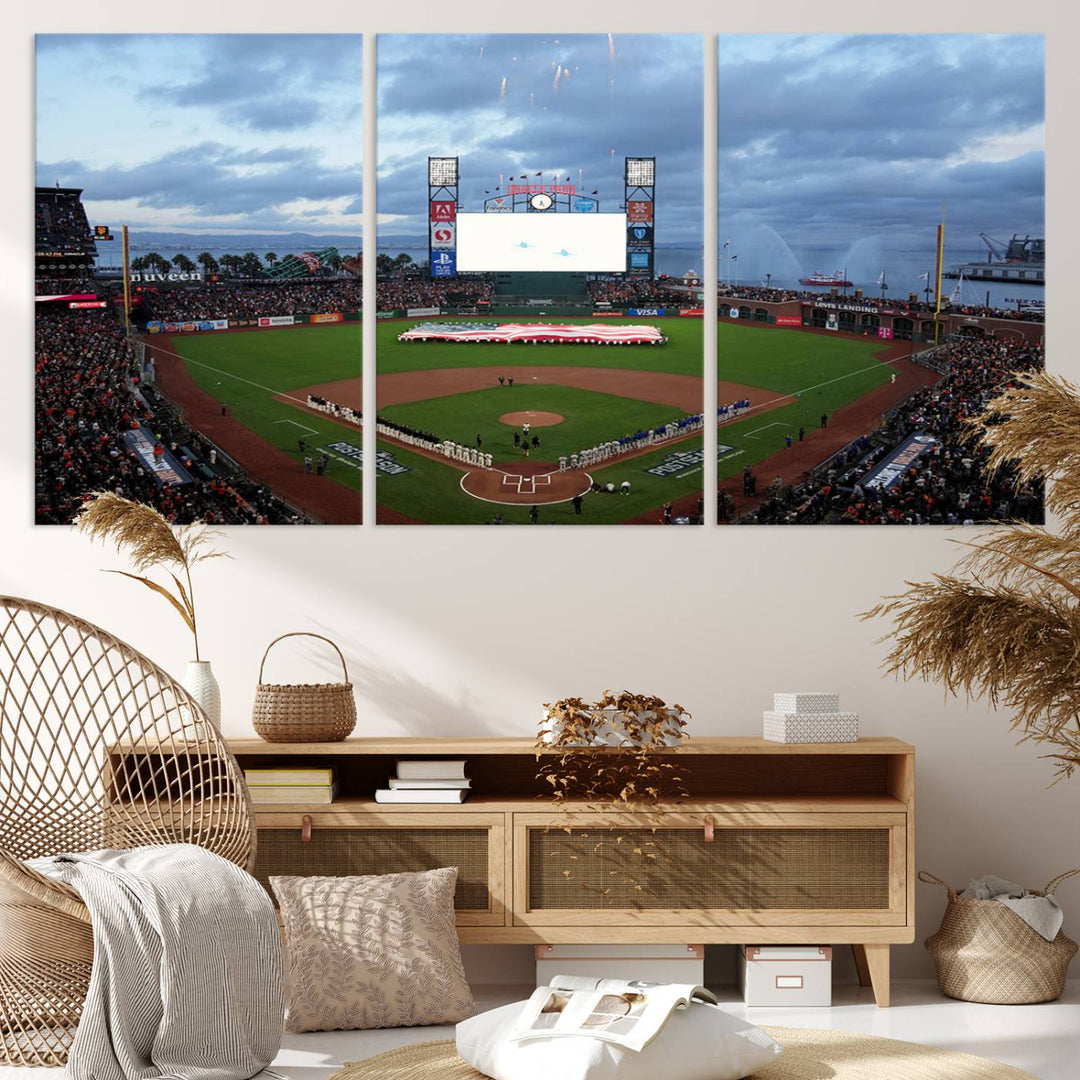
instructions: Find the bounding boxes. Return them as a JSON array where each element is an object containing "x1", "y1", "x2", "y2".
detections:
[
  {"x1": 428, "y1": 157, "x2": 459, "y2": 186},
  {"x1": 625, "y1": 157, "x2": 656, "y2": 187}
]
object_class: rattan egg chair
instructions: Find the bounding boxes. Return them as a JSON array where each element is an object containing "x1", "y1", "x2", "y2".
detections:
[{"x1": 0, "y1": 596, "x2": 256, "y2": 1066}]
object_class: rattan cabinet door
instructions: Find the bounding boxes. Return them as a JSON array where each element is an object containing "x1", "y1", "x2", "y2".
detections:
[
  {"x1": 253, "y1": 811, "x2": 506, "y2": 925},
  {"x1": 513, "y1": 812, "x2": 906, "y2": 927}
]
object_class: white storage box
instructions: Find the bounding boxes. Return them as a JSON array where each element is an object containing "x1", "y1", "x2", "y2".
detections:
[
  {"x1": 535, "y1": 944, "x2": 704, "y2": 987},
  {"x1": 738, "y1": 946, "x2": 832, "y2": 1007},
  {"x1": 762, "y1": 711, "x2": 859, "y2": 743},
  {"x1": 772, "y1": 692, "x2": 840, "y2": 715}
]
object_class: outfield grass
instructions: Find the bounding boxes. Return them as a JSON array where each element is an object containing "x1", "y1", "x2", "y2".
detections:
[
  {"x1": 719, "y1": 321, "x2": 889, "y2": 394},
  {"x1": 169, "y1": 324, "x2": 362, "y2": 494},
  {"x1": 379, "y1": 385, "x2": 689, "y2": 464},
  {"x1": 375, "y1": 436, "x2": 705, "y2": 525},
  {"x1": 378, "y1": 316, "x2": 703, "y2": 378},
  {"x1": 717, "y1": 322, "x2": 894, "y2": 478}
]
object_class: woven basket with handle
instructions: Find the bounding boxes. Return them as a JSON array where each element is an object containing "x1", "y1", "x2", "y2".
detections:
[
  {"x1": 920, "y1": 868, "x2": 1079, "y2": 1004},
  {"x1": 252, "y1": 632, "x2": 357, "y2": 743}
]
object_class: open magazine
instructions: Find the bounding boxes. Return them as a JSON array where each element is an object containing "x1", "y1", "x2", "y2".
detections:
[{"x1": 509, "y1": 974, "x2": 718, "y2": 1053}]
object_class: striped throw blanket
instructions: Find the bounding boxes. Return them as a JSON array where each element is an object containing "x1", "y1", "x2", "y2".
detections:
[{"x1": 30, "y1": 844, "x2": 284, "y2": 1080}]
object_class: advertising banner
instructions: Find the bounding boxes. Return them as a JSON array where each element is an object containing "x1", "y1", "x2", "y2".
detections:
[
  {"x1": 484, "y1": 196, "x2": 513, "y2": 212},
  {"x1": 877, "y1": 326, "x2": 895, "y2": 339},
  {"x1": 679, "y1": 308, "x2": 705, "y2": 317},
  {"x1": 572, "y1": 197, "x2": 598, "y2": 213},
  {"x1": 311, "y1": 312, "x2": 344, "y2": 324},
  {"x1": 728, "y1": 307, "x2": 740, "y2": 318},
  {"x1": 69, "y1": 300, "x2": 107, "y2": 309},
  {"x1": 776, "y1": 315, "x2": 802, "y2": 326},
  {"x1": 861, "y1": 433, "x2": 938, "y2": 491},
  {"x1": 628, "y1": 252, "x2": 652, "y2": 270},
  {"x1": 128, "y1": 269, "x2": 204, "y2": 284},
  {"x1": 258, "y1": 315, "x2": 296, "y2": 327},
  {"x1": 376, "y1": 309, "x2": 400, "y2": 318},
  {"x1": 628, "y1": 308, "x2": 665, "y2": 317},
  {"x1": 146, "y1": 319, "x2": 227, "y2": 333},
  {"x1": 826, "y1": 312, "x2": 838, "y2": 330},
  {"x1": 406, "y1": 306, "x2": 440, "y2": 317},
  {"x1": 627, "y1": 201, "x2": 653, "y2": 223},
  {"x1": 431, "y1": 250, "x2": 456, "y2": 278},
  {"x1": 430, "y1": 200, "x2": 456, "y2": 222},
  {"x1": 123, "y1": 426, "x2": 193, "y2": 487},
  {"x1": 431, "y1": 222, "x2": 456, "y2": 248},
  {"x1": 36, "y1": 292, "x2": 98, "y2": 304},
  {"x1": 591, "y1": 311, "x2": 623, "y2": 316},
  {"x1": 627, "y1": 224, "x2": 653, "y2": 246}
]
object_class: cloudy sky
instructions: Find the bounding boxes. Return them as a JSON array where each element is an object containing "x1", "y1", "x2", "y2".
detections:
[
  {"x1": 35, "y1": 35, "x2": 361, "y2": 235},
  {"x1": 719, "y1": 34, "x2": 1045, "y2": 255},
  {"x1": 377, "y1": 34, "x2": 704, "y2": 244}
]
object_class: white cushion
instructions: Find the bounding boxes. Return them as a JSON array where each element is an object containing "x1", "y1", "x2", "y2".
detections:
[{"x1": 456, "y1": 999, "x2": 782, "y2": 1080}]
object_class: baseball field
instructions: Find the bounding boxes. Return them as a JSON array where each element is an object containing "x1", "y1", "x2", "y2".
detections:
[
  {"x1": 375, "y1": 315, "x2": 706, "y2": 525},
  {"x1": 715, "y1": 321, "x2": 899, "y2": 486},
  {"x1": 157, "y1": 323, "x2": 363, "y2": 523}
]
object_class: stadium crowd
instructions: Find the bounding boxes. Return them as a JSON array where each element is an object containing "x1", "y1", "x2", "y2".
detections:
[
  {"x1": 718, "y1": 283, "x2": 1044, "y2": 323},
  {"x1": 375, "y1": 276, "x2": 495, "y2": 310},
  {"x1": 145, "y1": 280, "x2": 363, "y2": 322},
  {"x1": 35, "y1": 189, "x2": 93, "y2": 248},
  {"x1": 587, "y1": 279, "x2": 694, "y2": 307},
  {"x1": 737, "y1": 337, "x2": 1045, "y2": 525},
  {"x1": 35, "y1": 306, "x2": 311, "y2": 524},
  {"x1": 35, "y1": 276, "x2": 97, "y2": 296}
]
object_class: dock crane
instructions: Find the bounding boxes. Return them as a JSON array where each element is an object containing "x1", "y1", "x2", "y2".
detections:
[{"x1": 978, "y1": 233, "x2": 1008, "y2": 262}]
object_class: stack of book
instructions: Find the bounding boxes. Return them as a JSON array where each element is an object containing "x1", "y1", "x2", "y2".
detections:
[
  {"x1": 375, "y1": 759, "x2": 470, "y2": 803},
  {"x1": 245, "y1": 766, "x2": 338, "y2": 804}
]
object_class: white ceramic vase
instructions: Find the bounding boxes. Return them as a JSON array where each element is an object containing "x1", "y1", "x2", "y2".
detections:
[{"x1": 182, "y1": 660, "x2": 221, "y2": 730}]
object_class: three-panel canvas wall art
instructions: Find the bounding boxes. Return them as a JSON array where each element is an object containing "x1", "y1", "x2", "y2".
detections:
[{"x1": 34, "y1": 34, "x2": 1045, "y2": 527}]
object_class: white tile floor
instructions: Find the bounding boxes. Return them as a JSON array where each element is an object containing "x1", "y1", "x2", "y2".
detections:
[{"x1": 1, "y1": 981, "x2": 1076, "y2": 1080}]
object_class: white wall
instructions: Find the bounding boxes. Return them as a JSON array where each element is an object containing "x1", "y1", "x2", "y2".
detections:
[{"x1": 7, "y1": 1, "x2": 1078, "y2": 983}]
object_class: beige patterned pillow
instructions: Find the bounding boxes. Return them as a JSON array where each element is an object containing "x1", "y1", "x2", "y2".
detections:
[{"x1": 270, "y1": 868, "x2": 477, "y2": 1032}]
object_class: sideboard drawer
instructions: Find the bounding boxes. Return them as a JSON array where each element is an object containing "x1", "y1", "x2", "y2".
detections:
[
  {"x1": 513, "y1": 812, "x2": 906, "y2": 927},
  {"x1": 252, "y1": 811, "x2": 506, "y2": 925}
]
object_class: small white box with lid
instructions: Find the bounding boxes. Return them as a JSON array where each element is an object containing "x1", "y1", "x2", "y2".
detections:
[
  {"x1": 764, "y1": 692, "x2": 858, "y2": 743},
  {"x1": 738, "y1": 946, "x2": 832, "y2": 1006}
]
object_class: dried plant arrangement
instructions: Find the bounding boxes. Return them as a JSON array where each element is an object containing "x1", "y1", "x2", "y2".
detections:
[
  {"x1": 74, "y1": 491, "x2": 229, "y2": 662},
  {"x1": 535, "y1": 692, "x2": 690, "y2": 907},
  {"x1": 865, "y1": 370, "x2": 1080, "y2": 782}
]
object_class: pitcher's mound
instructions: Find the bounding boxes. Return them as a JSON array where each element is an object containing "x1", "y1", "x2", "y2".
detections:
[{"x1": 499, "y1": 410, "x2": 564, "y2": 428}]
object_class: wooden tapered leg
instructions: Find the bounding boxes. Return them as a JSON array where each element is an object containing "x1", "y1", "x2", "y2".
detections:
[
  {"x1": 857, "y1": 943, "x2": 890, "y2": 1007},
  {"x1": 851, "y1": 944, "x2": 872, "y2": 988}
]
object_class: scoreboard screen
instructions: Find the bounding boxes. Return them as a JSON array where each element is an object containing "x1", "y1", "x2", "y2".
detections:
[{"x1": 455, "y1": 213, "x2": 627, "y2": 272}]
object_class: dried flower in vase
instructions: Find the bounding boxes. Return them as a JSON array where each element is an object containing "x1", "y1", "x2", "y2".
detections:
[{"x1": 74, "y1": 491, "x2": 229, "y2": 662}]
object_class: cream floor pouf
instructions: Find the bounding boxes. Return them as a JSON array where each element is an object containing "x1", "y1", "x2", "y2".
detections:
[{"x1": 455, "y1": 999, "x2": 783, "y2": 1080}]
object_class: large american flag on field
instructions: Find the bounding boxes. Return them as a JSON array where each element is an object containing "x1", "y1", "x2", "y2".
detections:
[{"x1": 397, "y1": 322, "x2": 666, "y2": 345}]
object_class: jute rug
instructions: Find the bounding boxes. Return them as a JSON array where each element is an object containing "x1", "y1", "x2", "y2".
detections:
[{"x1": 331, "y1": 1027, "x2": 1038, "y2": 1080}]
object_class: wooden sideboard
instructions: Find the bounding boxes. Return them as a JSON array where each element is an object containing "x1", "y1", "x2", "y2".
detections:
[{"x1": 218, "y1": 736, "x2": 914, "y2": 1007}]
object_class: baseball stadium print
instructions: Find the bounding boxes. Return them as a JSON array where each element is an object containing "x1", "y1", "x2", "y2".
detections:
[
  {"x1": 35, "y1": 35, "x2": 363, "y2": 525},
  {"x1": 717, "y1": 34, "x2": 1045, "y2": 526},
  {"x1": 375, "y1": 34, "x2": 705, "y2": 525}
]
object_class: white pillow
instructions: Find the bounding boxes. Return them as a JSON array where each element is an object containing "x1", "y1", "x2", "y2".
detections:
[{"x1": 456, "y1": 999, "x2": 782, "y2": 1080}]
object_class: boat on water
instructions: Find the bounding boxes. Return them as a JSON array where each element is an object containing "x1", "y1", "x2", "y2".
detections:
[
  {"x1": 799, "y1": 269, "x2": 853, "y2": 287},
  {"x1": 945, "y1": 234, "x2": 1044, "y2": 284}
]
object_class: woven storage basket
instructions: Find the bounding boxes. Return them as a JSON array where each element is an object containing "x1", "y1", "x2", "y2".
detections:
[
  {"x1": 920, "y1": 869, "x2": 1079, "y2": 1004},
  {"x1": 252, "y1": 632, "x2": 357, "y2": 742}
]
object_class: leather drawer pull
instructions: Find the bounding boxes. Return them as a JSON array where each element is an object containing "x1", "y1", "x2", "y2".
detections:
[
  {"x1": 703, "y1": 815, "x2": 715, "y2": 843},
  {"x1": 301, "y1": 815, "x2": 312, "y2": 842}
]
